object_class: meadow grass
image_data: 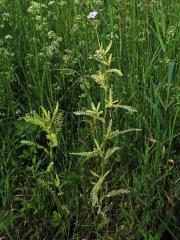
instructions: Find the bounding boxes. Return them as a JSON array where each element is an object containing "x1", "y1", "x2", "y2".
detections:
[{"x1": 0, "y1": 0, "x2": 179, "y2": 239}]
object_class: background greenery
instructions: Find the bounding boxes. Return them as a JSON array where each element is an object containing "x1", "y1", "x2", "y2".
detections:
[{"x1": 0, "y1": 0, "x2": 179, "y2": 239}]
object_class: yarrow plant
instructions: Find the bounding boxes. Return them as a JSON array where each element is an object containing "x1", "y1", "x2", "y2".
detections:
[
  {"x1": 21, "y1": 102, "x2": 63, "y2": 160},
  {"x1": 71, "y1": 41, "x2": 141, "y2": 228}
]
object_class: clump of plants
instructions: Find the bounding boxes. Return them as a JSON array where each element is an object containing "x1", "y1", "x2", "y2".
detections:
[{"x1": 20, "y1": 103, "x2": 68, "y2": 233}]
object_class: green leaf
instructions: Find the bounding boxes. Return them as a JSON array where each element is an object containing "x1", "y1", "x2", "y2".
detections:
[
  {"x1": 47, "y1": 162, "x2": 54, "y2": 172},
  {"x1": 118, "y1": 128, "x2": 141, "y2": 135},
  {"x1": 113, "y1": 104, "x2": 137, "y2": 112},
  {"x1": 24, "y1": 114, "x2": 46, "y2": 130},
  {"x1": 90, "y1": 170, "x2": 100, "y2": 178},
  {"x1": 90, "y1": 171, "x2": 110, "y2": 207},
  {"x1": 47, "y1": 133, "x2": 58, "y2": 148},
  {"x1": 104, "y1": 147, "x2": 120, "y2": 161},
  {"x1": 106, "y1": 189, "x2": 130, "y2": 198},
  {"x1": 70, "y1": 150, "x2": 99, "y2": 160},
  {"x1": 105, "y1": 40, "x2": 112, "y2": 54},
  {"x1": 51, "y1": 102, "x2": 59, "y2": 123},
  {"x1": 20, "y1": 140, "x2": 44, "y2": 150},
  {"x1": 54, "y1": 174, "x2": 60, "y2": 187}
]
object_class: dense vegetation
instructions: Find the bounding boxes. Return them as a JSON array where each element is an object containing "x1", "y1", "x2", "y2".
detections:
[{"x1": 0, "y1": 0, "x2": 179, "y2": 239}]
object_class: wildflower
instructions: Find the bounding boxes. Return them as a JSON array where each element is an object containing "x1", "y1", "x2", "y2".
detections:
[
  {"x1": 48, "y1": 1, "x2": 55, "y2": 5},
  {"x1": 87, "y1": 11, "x2": 98, "y2": 20},
  {"x1": 4, "y1": 35, "x2": 12, "y2": 40}
]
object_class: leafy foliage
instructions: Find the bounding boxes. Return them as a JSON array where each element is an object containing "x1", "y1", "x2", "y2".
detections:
[{"x1": 21, "y1": 102, "x2": 63, "y2": 158}]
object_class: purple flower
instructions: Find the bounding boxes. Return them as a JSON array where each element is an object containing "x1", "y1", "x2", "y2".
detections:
[{"x1": 87, "y1": 11, "x2": 98, "y2": 20}]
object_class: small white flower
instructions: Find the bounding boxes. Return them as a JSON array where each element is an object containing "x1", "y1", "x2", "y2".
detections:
[
  {"x1": 87, "y1": 11, "x2": 98, "y2": 20},
  {"x1": 5, "y1": 35, "x2": 12, "y2": 40},
  {"x1": 48, "y1": 1, "x2": 55, "y2": 5}
]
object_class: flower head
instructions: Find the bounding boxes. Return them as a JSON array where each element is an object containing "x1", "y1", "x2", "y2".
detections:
[{"x1": 87, "y1": 11, "x2": 98, "y2": 20}]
